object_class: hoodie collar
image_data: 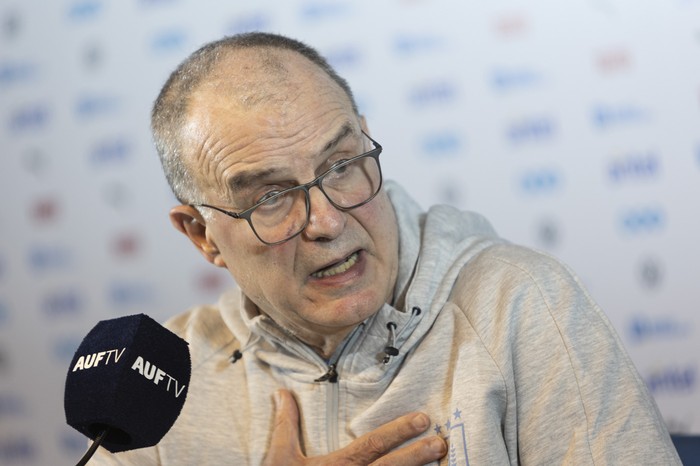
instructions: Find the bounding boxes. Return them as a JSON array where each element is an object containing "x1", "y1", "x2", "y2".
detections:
[
  {"x1": 385, "y1": 180, "x2": 423, "y2": 311},
  {"x1": 218, "y1": 180, "x2": 499, "y2": 381}
]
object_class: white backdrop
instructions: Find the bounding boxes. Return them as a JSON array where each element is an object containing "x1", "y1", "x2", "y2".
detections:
[{"x1": 1, "y1": 1, "x2": 699, "y2": 464}]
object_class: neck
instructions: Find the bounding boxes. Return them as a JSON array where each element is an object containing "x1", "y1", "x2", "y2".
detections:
[{"x1": 296, "y1": 326, "x2": 355, "y2": 361}]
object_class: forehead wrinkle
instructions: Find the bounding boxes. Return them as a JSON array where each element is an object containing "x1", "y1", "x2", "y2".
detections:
[
  {"x1": 220, "y1": 122, "x2": 357, "y2": 197},
  {"x1": 221, "y1": 136, "x2": 305, "y2": 197},
  {"x1": 190, "y1": 132, "x2": 217, "y2": 190},
  {"x1": 186, "y1": 50, "x2": 361, "y2": 202},
  {"x1": 197, "y1": 132, "x2": 254, "y2": 199}
]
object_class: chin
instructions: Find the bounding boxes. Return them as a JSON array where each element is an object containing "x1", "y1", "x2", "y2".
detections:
[{"x1": 317, "y1": 293, "x2": 387, "y2": 328}]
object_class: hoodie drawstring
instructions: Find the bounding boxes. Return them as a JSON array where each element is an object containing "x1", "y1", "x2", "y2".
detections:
[
  {"x1": 383, "y1": 306, "x2": 422, "y2": 364},
  {"x1": 232, "y1": 306, "x2": 422, "y2": 371},
  {"x1": 229, "y1": 334, "x2": 263, "y2": 364},
  {"x1": 383, "y1": 322, "x2": 399, "y2": 364}
]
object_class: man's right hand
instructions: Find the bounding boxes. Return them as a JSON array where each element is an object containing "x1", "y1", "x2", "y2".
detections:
[{"x1": 262, "y1": 389, "x2": 447, "y2": 466}]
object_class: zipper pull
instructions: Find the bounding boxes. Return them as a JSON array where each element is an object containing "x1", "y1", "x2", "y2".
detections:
[{"x1": 314, "y1": 363, "x2": 338, "y2": 383}]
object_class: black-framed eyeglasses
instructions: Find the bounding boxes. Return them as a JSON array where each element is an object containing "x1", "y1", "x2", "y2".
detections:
[{"x1": 193, "y1": 131, "x2": 383, "y2": 246}]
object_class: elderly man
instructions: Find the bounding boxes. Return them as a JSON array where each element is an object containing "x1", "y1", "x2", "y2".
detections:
[{"x1": 93, "y1": 32, "x2": 680, "y2": 465}]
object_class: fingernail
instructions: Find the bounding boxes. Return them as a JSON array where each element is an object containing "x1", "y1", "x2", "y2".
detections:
[
  {"x1": 412, "y1": 413, "x2": 429, "y2": 430},
  {"x1": 430, "y1": 437, "x2": 446, "y2": 454}
]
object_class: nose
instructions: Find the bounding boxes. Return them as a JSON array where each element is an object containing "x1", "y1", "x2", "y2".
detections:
[{"x1": 302, "y1": 186, "x2": 346, "y2": 242}]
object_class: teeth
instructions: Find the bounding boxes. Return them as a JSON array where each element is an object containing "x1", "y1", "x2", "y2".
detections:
[{"x1": 311, "y1": 252, "x2": 359, "y2": 278}]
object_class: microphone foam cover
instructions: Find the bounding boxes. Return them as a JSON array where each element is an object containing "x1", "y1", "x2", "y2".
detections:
[{"x1": 64, "y1": 313, "x2": 191, "y2": 452}]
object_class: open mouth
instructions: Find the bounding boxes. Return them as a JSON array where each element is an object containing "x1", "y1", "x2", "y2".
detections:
[{"x1": 311, "y1": 251, "x2": 360, "y2": 278}]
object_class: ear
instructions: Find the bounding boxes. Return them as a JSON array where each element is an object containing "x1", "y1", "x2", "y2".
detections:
[
  {"x1": 169, "y1": 205, "x2": 227, "y2": 268},
  {"x1": 359, "y1": 115, "x2": 369, "y2": 134}
]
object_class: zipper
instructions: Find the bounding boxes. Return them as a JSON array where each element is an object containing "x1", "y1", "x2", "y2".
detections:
[
  {"x1": 326, "y1": 377, "x2": 340, "y2": 451},
  {"x1": 313, "y1": 323, "x2": 365, "y2": 384},
  {"x1": 311, "y1": 323, "x2": 365, "y2": 453},
  {"x1": 315, "y1": 363, "x2": 338, "y2": 382}
]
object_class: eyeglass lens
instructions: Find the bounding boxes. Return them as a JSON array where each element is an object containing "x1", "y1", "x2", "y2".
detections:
[{"x1": 250, "y1": 154, "x2": 381, "y2": 244}]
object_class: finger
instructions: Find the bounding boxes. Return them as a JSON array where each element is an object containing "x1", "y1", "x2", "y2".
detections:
[
  {"x1": 370, "y1": 435, "x2": 447, "y2": 466},
  {"x1": 262, "y1": 390, "x2": 303, "y2": 466},
  {"x1": 338, "y1": 412, "x2": 435, "y2": 464}
]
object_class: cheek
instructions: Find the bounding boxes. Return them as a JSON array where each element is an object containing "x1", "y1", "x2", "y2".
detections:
[
  {"x1": 365, "y1": 195, "x2": 398, "y2": 248},
  {"x1": 221, "y1": 239, "x2": 296, "y2": 292},
  {"x1": 353, "y1": 195, "x2": 399, "y2": 290}
]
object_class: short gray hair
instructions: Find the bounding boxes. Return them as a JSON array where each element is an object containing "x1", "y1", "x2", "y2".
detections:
[{"x1": 151, "y1": 32, "x2": 359, "y2": 204}]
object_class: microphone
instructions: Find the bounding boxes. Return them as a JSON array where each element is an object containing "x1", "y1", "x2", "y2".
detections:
[{"x1": 64, "y1": 313, "x2": 191, "y2": 460}]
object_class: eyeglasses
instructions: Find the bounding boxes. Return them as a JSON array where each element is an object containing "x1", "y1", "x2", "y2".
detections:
[{"x1": 194, "y1": 131, "x2": 383, "y2": 246}]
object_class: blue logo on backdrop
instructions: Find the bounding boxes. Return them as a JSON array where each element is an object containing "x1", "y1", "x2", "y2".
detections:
[
  {"x1": 628, "y1": 314, "x2": 691, "y2": 343},
  {"x1": 151, "y1": 29, "x2": 187, "y2": 52},
  {"x1": 28, "y1": 245, "x2": 72, "y2": 272},
  {"x1": 225, "y1": 12, "x2": 271, "y2": 34},
  {"x1": 421, "y1": 132, "x2": 461, "y2": 157},
  {"x1": 42, "y1": 289, "x2": 83, "y2": 318},
  {"x1": 646, "y1": 366, "x2": 696, "y2": 395},
  {"x1": 60, "y1": 430, "x2": 89, "y2": 455},
  {"x1": 608, "y1": 151, "x2": 660, "y2": 183},
  {"x1": 67, "y1": 0, "x2": 103, "y2": 20},
  {"x1": 491, "y1": 68, "x2": 541, "y2": 91},
  {"x1": 394, "y1": 34, "x2": 443, "y2": 55},
  {"x1": 300, "y1": 2, "x2": 350, "y2": 20},
  {"x1": 8, "y1": 103, "x2": 49, "y2": 132},
  {"x1": 52, "y1": 336, "x2": 83, "y2": 362},
  {"x1": 75, "y1": 94, "x2": 120, "y2": 118},
  {"x1": 0, "y1": 61, "x2": 37, "y2": 86},
  {"x1": 89, "y1": 136, "x2": 131, "y2": 165},
  {"x1": 409, "y1": 81, "x2": 456, "y2": 106},
  {"x1": 325, "y1": 46, "x2": 362, "y2": 70},
  {"x1": 593, "y1": 104, "x2": 646, "y2": 129},
  {"x1": 619, "y1": 207, "x2": 665, "y2": 233},
  {"x1": 109, "y1": 281, "x2": 155, "y2": 308},
  {"x1": 0, "y1": 437, "x2": 36, "y2": 462},
  {"x1": 0, "y1": 393, "x2": 25, "y2": 417},
  {"x1": 139, "y1": 0, "x2": 179, "y2": 5},
  {"x1": 520, "y1": 169, "x2": 561, "y2": 193},
  {"x1": 507, "y1": 117, "x2": 555, "y2": 144}
]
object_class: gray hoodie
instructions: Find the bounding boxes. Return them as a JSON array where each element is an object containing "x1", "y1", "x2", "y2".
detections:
[{"x1": 93, "y1": 181, "x2": 681, "y2": 465}]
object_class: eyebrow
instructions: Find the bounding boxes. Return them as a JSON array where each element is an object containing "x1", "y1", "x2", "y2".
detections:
[
  {"x1": 226, "y1": 123, "x2": 357, "y2": 194},
  {"x1": 322, "y1": 122, "x2": 355, "y2": 154}
]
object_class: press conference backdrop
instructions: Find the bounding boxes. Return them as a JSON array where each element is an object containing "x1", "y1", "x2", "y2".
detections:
[{"x1": 1, "y1": 0, "x2": 698, "y2": 464}]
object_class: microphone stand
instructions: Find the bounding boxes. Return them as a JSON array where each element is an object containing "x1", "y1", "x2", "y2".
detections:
[{"x1": 76, "y1": 428, "x2": 110, "y2": 466}]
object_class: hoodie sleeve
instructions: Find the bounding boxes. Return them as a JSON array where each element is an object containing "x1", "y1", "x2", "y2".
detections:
[{"x1": 456, "y1": 243, "x2": 681, "y2": 465}]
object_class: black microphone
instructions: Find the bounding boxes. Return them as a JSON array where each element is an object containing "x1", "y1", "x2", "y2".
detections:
[{"x1": 64, "y1": 313, "x2": 191, "y2": 461}]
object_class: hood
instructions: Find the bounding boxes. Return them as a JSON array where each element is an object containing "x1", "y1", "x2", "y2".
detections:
[{"x1": 218, "y1": 180, "x2": 502, "y2": 384}]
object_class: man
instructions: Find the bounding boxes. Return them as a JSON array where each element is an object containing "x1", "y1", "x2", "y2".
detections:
[{"x1": 93, "y1": 32, "x2": 681, "y2": 464}]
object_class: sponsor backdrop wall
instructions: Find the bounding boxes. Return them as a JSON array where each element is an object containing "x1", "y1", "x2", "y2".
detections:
[{"x1": 1, "y1": 0, "x2": 698, "y2": 464}]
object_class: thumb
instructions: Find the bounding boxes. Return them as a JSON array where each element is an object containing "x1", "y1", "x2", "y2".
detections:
[{"x1": 263, "y1": 389, "x2": 304, "y2": 465}]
